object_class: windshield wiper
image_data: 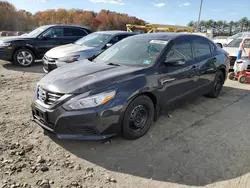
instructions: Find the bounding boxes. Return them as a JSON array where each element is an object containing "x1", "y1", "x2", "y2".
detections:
[{"x1": 107, "y1": 62, "x2": 121, "y2": 66}]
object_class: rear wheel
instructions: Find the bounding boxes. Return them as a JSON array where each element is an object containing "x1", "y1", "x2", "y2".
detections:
[
  {"x1": 228, "y1": 72, "x2": 235, "y2": 80},
  {"x1": 122, "y1": 95, "x2": 154, "y2": 140},
  {"x1": 238, "y1": 75, "x2": 247, "y2": 83},
  {"x1": 13, "y1": 48, "x2": 35, "y2": 67},
  {"x1": 205, "y1": 70, "x2": 224, "y2": 98}
]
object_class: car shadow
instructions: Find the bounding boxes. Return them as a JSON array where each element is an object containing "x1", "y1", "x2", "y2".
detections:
[
  {"x1": 49, "y1": 85, "x2": 250, "y2": 186},
  {"x1": 1, "y1": 60, "x2": 44, "y2": 74}
]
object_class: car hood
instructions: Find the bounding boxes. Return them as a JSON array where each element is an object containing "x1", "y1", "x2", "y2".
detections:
[
  {"x1": 0, "y1": 36, "x2": 35, "y2": 42},
  {"x1": 38, "y1": 60, "x2": 144, "y2": 94},
  {"x1": 223, "y1": 47, "x2": 250, "y2": 57},
  {"x1": 223, "y1": 47, "x2": 238, "y2": 56},
  {"x1": 45, "y1": 43, "x2": 96, "y2": 58}
]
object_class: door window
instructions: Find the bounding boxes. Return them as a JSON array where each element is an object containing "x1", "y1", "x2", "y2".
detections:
[
  {"x1": 166, "y1": 40, "x2": 193, "y2": 61},
  {"x1": 64, "y1": 28, "x2": 87, "y2": 37},
  {"x1": 42, "y1": 28, "x2": 63, "y2": 38},
  {"x1": 109, "y1": 36, "x2": 120, "y2": 44},
  {"x1": 209, "y1": 42, "x2": 216, "y2": 53},
  {"x1": 193, "y1": 39, "x2": 211, "y2": 57},
  {"x1": 118, "y1": 35, "x2": 131, "y2": 41}
]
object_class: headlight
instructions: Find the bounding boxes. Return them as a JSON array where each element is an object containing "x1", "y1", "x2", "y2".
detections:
[
  {"x1": 63, "y1": 90, "x2": 116, "y2": 110},
  {"x1": 0, "y1": 42, "x2": 11, "y2": 46},
  {"x1": 58, "y1": 55, "x2": 80, "y2": 63}
]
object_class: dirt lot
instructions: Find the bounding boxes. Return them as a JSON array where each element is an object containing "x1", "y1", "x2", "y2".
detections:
[{"x1": 0, "y1": 60, "x2": 250, "y2": 188}]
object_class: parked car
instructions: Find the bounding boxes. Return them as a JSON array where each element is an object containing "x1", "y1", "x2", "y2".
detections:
[
  {"x1": 0, "y1": 25, "x2": 91, "y2": 66},
  {"x1": 32, "y1": 33, "x2": 229, "y2": 140},
  {"x1": 43, "y1": 31, "x2": 136, "y2": 73},
  {"x1": 223, "y1": 37, "x2": 250, "y2": 70},
  {"x1": 213, "y1": 32, "x2": 250, "y2": 48}
]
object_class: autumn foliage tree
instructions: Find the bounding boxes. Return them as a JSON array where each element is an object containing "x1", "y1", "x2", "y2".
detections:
[
  {"x1": 0, "y1": 1, "x2": 36, "y2": 31},
  {"x1": 0, "y1": 1, "x2": 145, "y2": 32}
]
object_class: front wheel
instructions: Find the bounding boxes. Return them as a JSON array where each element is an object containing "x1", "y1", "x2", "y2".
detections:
[
  {"x1": 122, "y1": 95, "x2": 154, "y2": 140},
  {"x1": 13, "y1": 48, "x2": 35, "y2": 67},
  {"x1": 205, "y1": 70, "x2": 224, "y2": 98},
  {"x1": 238, "y1": 75, "x2": 247, "y2": 83}
]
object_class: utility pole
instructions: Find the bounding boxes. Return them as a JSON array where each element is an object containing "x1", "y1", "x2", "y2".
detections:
[{"x1": 197, "y1": 0, "x2": 203, "y2": 32}]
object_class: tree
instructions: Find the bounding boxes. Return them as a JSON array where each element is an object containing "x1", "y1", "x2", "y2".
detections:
[
  {"x1": 187, "y1": 21, "x2": 194, "y2": 27},
  {"x1": 228, "y1": 21, "x2": 234, "y2": 35}
]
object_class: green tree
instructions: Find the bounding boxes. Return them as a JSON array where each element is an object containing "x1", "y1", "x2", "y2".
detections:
[{"x1": 187, "y1": 21, "x2": 194, "y2": 27}]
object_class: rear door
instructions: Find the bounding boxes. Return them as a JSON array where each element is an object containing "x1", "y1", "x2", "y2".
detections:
[
  {"x1": 159, "y1": 39, "x2": 199, "y2": 106},
  {"x1": 62, "y1": 27, "x2": 88, "y2": 44},
  {"x1": 193, "y1": 38, "x2": 217, "y2": 88}
]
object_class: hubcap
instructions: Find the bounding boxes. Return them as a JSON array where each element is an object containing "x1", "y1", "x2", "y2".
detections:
[
  {"x1": 129, "y1": 105, "x2": 148, "y2": 131},
  {"x1": 17, "y1": 51, "x2": 33, "y2": 65},
  {"x1": 240, "y1": 77, "x2": 246, "y2": 82}
]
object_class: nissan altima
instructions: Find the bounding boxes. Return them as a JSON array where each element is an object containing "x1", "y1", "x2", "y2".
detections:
[{"x1": 31, "y1": 33, "x2": 229, "y2": 140}]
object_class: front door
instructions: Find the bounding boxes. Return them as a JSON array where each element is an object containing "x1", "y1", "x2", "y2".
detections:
[
  {"x1": 36, "y1": 27, "x2": 64, "y2": 58},
  {"x1": 158, "y1": 39, "x2": 199, "y2": 107}
]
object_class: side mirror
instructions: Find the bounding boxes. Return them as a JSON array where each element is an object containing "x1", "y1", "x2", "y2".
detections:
[
  {"x1": 164, "y1": 58, "x2": 185, "y2": 66},
  {"x1": 223, "y1": 43, "x2": 227, "y2": 47},
  {"x1": 106, "y1": 43, "x2": 112, "y2": 48}
]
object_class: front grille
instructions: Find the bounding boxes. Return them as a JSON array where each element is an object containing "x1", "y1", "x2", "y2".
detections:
[
  {"x1": 56, "y1": 125, "x2": 100, "y2": 136},
  {"x1": 230, "y1": 56, "x2": 237, "y2": 66},
  {"x1": 43, "y1": 55, "x2": 58, "y2": 63},
  {"x1": 37, "y1": 87, "x2": 64, "y2": 105}
]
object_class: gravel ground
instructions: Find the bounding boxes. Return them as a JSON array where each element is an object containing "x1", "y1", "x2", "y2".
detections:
[{"x1": 0, "y1": 60, "x2": 250, "y2": 188}]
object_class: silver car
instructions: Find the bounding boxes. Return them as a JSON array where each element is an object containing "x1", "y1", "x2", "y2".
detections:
[
  {"x1": 223, "y1": 37, "x2": 250, "y2": 70},
  {"x1": 43, "y1": 31, "x2": 136, "y2": 72}
]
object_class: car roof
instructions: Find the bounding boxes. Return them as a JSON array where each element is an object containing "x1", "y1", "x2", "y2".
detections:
[
  {"x1": 43, "y1": 24, "x2": 89, "y2": 29},
  {"x1": 94, "y1": 30, "x2": 136, "y2": 35},
  {"x1": 129, "y1": 32, "x2": 205, "y2": 40}
]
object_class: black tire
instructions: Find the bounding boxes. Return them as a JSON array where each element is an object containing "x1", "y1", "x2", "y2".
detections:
[
  {"x1": 228, "y1": 72, "x2": 235, "y2": 80},
  {"x1": 238, "y1": 75, "x2": 246, "y2": 83},
  {"x1": 13, "y1": 48, "x2": 35, "y2": 67},
  {"x1": 122, "y1": 95, "x2": 154, "y2": 140},
  {"x1": 205, "y1": 70, "x2": 224, "y2": 98}
]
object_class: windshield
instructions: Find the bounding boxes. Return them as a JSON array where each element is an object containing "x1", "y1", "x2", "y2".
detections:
[
  {"x1": 228, "y1": 32, "x2": 250, "y2": 40},
  {"x1": 27, "y1": 26, "x2": 51, "y2": 37},
  {"x1": 93, "y1": 38, "x2": 168, "y2": 66},
  {"x1": 227, "y1": 38, "x2": 250, "y2": 48},
  {"x1": 74, "y1": 33, "x2": 111, "y2": 47},
  {"x1": 227, "y1": 39, "x2": 242, "y2": 47},
  {"x1": 228, "y1": 33, "x2": 243, "y2": 40}
]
